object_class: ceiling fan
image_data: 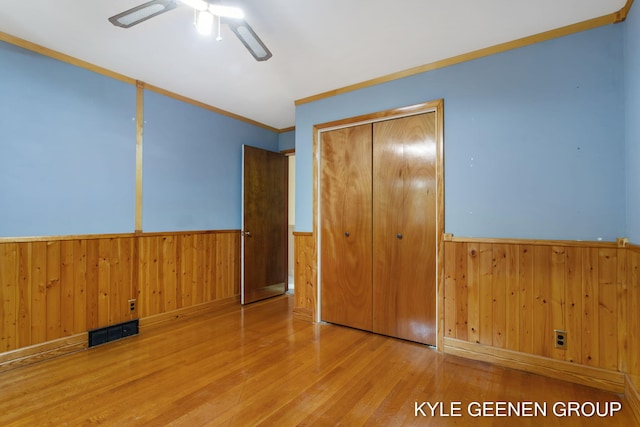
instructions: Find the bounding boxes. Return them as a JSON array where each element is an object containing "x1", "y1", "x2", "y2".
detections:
[{"x1": 108, "y1": 0, "x2": 272, "y2": 61}]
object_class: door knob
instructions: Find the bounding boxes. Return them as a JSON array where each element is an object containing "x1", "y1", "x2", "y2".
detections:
[
  {"x1": 243, "y1": 231, "x2": 252, "y2": 237},
  {"x1": 344, "y1": 232, "x2": 350, "y2": 237},
  {"x1": 396, "y1": 233, "x2": 403, "y2": 239}
]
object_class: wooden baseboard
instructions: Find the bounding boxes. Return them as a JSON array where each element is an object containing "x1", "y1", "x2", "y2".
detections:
[
  {"x1": 626, "y1": 375, "x2": 640, "y2": 423},
  {"x1": 140, "y1": 295, "x2": 240, "y2": 330},
  {"x1": 0, "y1": 296, "x2": 241, "y2": 372},
  {"x1": 0, "y1": 333, "x2": 87, "y2": 373},
  {"x1": 444, "y1": 337, "x2": 625, "y2": 393}
]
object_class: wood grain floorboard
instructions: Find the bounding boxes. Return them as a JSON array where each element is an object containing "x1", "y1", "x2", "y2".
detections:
[{"x1": 0, "y1": 295, "x2": 636, "y2": 426}]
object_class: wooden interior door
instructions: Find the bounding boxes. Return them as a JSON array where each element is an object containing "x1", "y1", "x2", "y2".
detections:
[
  {"x1": 320, "y1": 124, "x2": 373, "y2": 330},
  {"x1": 372, "y1": 113, "x2": 437, "y2": 345},
  {"x1": 242, "y1": 145, "x2": 288, "y2": 304}
]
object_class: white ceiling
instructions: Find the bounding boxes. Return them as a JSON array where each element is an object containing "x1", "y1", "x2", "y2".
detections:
[{"x1": 0, "y1": 0, "x2": 627, "y2": 130}]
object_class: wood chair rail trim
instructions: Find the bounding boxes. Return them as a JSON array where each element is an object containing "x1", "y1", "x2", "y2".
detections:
[
  {"x1": 447, "y1": 235, "x2": 624, "y2": 248},
  {"x1": 0, "y1": 229, "x2": 240, "y2": 244}
]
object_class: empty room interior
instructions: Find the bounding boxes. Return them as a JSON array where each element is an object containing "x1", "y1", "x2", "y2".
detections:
[{"x1": 1, "y1": 0, "x2": 640, "y2": 425}]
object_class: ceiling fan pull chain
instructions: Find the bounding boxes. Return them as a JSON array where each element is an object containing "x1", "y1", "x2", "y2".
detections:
[{"x1": 216, "y1": 14, "x2": 222, "y2": 41}]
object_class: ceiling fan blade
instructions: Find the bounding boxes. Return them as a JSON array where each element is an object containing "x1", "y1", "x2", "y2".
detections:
[
  {"x1": 109, "y1": 0, "x2": 178, "y2": 28},
  {"x1": 225, "y1": 18, "x2": 272, "y2": 62}
]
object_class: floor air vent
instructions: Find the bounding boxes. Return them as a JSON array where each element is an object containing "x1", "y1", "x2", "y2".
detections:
[{"x1": 88, "y1": 319, "x2": 139, "y2": 347}]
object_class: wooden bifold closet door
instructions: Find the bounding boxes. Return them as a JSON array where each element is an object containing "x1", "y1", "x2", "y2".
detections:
[
  {"x1": 320, "y1": 113, "x2": 437, "y2": 346},
  {"x1": 320, "y1": 124, "x2": 373, "y2": 331},
  {"x1": 372, "y1": 114, "x2": 437, "y2": 345}
]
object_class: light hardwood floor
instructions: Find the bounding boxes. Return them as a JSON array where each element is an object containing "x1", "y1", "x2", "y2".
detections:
[{"x1": 0, "y1": 295, "x2": 637, "y2": 426}]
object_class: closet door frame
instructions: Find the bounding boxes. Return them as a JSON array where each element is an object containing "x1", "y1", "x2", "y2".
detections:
[{"x1": 313, "y1": 99, "x2": 445, "y2": 350}]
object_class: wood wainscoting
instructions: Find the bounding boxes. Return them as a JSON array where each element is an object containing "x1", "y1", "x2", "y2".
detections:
[
  {"x1": 443, "y1": 236, "x2": 640, "y2": 394},
  {"x1": 137, "y1": 231, "x2": 240, "y2": 318},
  {"x1": 0, "y1": 230, "x2": 240, "y2": 371},
  {"x1": 292, "y1": 232, "x2": 316, "y2": 322}
]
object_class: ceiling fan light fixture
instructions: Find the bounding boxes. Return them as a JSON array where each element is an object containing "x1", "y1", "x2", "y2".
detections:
[
  {"x1": 196, "y1": 11, "x2": 215, "y2": 35},
  {"x1": 108, "y1": 0, "x2": 177, "y2": 28},
  {"x1": 208, "y1": 4, "x2": 244, "y2": 19},
  {"x1": 109, "y1": 0, "x2": 272, "y2": 62},
  {"x1": 227, "y1": 20, "x2": 272, "y2": 61},
  {"x1": 237, "y1": 27, "x2": 267, "y2": 57}
]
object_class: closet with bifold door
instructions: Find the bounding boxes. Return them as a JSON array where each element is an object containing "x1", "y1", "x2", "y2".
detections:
[{"x1": 320, "y1": 110, "x2": 438, "y2": 346}]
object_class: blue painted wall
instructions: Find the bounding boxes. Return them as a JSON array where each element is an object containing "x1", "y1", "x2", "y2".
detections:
[
  {"x1": 278, "y1": 130, "x2": 295, "y2": 152},
  {"x1": 142, "y1": 90, "x2": 279, "y2": 231},
  {"x1": 625, "y1": 5, "x2": 640, "y2": 243},
  {"x1": 0, "y1": 42, "x2": 136, "y2": 237},
  {"x1": 1, "y1": 19, "x2": 633, "y2": 240},
  {"x1": 295, "y1": 24, "x2": 626, "y2": 241},
  {"x1": 0, "y1": 40, "x2": 279, "y2": 237}
]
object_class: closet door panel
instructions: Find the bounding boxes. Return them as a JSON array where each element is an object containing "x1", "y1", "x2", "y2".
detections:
[
  {"x1": 320, "y1": 124, "x2": 373, "y2": 331},
  {"x1": 373, "y1": 113, "x2": 437, "y2": 345}
]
